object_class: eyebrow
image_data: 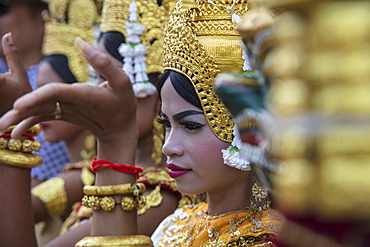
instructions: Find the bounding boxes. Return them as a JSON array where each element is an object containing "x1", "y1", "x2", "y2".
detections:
[{"x1": 160, "y1": 110, "x2": 203, "y2": 121}]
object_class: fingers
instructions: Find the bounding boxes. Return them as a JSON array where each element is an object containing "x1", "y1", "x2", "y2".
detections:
[
  {"x1": 75, "y1": 37, "x2": 131, "y2": 90},
  {"x1": 13, "y1": 82, "x2": 74, "y2": 111},
  {"x1": 1, "y1": 33, "x2": 27, "y2": 79},
  {"x1": 11, "y1": 117, "x2": 43, "y2": 139}
]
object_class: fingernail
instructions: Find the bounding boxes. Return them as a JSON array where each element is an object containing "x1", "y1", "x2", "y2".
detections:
[
  {"x1": 6, "y1": 32, "x2": 14, "y2": 45},
  {"x1": 9, "y1": 139, "x2": 15, "y2": 144},
  {"x1": 75, "y1": 37, "x2": 86, "y2": 49},
  {"x1": 75, "y1": 37, "x2": 98, "y2": 59}
]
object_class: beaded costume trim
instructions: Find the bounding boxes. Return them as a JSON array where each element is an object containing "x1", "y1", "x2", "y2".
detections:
[{"x1": 155, "y1": 203, "x2": 281, "y2": 247}]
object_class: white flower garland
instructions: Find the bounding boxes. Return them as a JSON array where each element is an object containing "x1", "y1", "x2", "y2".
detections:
[
  {"x1": 222, "y1": 124, "x2": 251, "y2": 171},
  {"x1": 118, "y1": 0, "x2": 157, "y2": 98}
]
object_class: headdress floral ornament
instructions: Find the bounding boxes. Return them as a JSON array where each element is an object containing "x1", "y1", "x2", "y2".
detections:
[
  {"x1": 118, "y1": 1, "x2": 156, "y2": 98},
  {"x1": 222, "y1": 124, "x2": 251, "y2": 171},
  {"x1": 42, "y1": 0, "x2": 97, "y2": 82}
]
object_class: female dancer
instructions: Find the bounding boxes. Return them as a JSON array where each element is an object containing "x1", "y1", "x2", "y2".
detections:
[{"x1": 0, "y1": 0, "x2": 281, "y2": 246}]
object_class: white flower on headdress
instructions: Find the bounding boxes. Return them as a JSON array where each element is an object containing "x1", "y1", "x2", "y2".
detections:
[
  {"x1": 221, "y1": 125, "x2": 251, "y2": 171},
  {"x1": 118, "y1": 0, "x2": 156, "y2": 98},
  {"x1": 133, "y1": 82, "x2": 157, "y2": 98}
]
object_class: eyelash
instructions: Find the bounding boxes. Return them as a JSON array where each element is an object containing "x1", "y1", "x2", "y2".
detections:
[
  {"x1": 156, "y1": 118, "x2": 205, "y2": 130},
  {"x1": 179, "y1": 121, "x2": 205, "y2": 130},
  {"x1": 156, "y1": 118, "x2": 171, "y2": 128}
]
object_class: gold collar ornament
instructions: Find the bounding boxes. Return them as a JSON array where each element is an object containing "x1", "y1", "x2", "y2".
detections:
[
  {"x1": 42, "y1": 0, "x2": 97, "y2": 82},
  {"x1": 163, "y1": 0, "x2": 249, "y2": 143}
]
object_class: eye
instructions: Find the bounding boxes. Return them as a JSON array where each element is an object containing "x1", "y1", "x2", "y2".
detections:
[
  {"x1": 156, "y1": 118, "x2": 171, "y2": 129},
  {"x1": 179, "y1": 121, "x2": 205, "y2": 130}
]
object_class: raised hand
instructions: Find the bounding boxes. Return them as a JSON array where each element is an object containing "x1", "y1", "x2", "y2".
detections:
[
  {"x1": 0, "y1": 33, "x2": 32, "y2": 117},
  {"x1": 0, "y1": 38, "x2": 138, "y2": 156}
]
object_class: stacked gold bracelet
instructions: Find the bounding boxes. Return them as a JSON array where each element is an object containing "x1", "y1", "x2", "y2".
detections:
[
  {"x1": 0, "y1": 137, "x2": 41, "y2": 152},
  {"x1": 82, "y1": 183, "x2": 146, "y2": 211},
  {"x1": 0, "y1": 125, "x2": 42, "y2": 168}
]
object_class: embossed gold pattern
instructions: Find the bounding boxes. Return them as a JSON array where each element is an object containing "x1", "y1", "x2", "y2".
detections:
[
  {"x1": 163, "y1": 0, "x2": 249, "y2": 142},
  {"x1": 43, "y1": 0, "x2": 97, "y2": 82}
]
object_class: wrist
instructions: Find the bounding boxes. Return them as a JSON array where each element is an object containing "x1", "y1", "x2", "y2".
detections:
[{"x1": 97, "y1": 127, "x2": 138, "y2": 165}]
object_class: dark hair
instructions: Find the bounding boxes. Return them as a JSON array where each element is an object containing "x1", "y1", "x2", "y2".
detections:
[
  {"x1": 44, "y1": 55, "x2": 77, "y2": 83},
  {"x1": 100, "y1": 31, "x2": 125, "y2": 62},
  {"x1": 1, "y1": 0, "x2": 48, "y2": 18},
  {"x1": 157, "y1": 70, "x2": 202, "y2": 109}
]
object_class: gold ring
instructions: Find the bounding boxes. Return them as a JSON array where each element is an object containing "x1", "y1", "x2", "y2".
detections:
[{"x1": 52, "y1": 102, "x2": 62, "y2": 120}]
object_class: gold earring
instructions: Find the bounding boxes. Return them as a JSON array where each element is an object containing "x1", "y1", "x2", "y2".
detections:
[
  {"x1": 151, "y1": 116, "x2": 164, "y2": 166},
  {"x1": 250, "y1": 181, "x2": 271, "y2": 212}
]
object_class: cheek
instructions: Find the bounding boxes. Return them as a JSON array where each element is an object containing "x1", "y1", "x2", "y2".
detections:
[{"x1": 187, "y1": 133, "x2": 230, "y2": 167}]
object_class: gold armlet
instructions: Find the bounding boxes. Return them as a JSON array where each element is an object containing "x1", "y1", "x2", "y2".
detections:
[
  {"x1": 75, "y1": 235, "x2": 153, "y2": 247},
  {"x1": 31, "y1": 177, "x2": 67, "y2": 217},
  {"x1": 83, "y1": 183, "x2": 146, "y2": 196},
  {"x1": 0, "y1": 149, "x2": 42, "y2": 168}
]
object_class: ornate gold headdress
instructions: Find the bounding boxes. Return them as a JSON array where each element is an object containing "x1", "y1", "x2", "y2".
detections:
[
  {"x1": 42, "y1": 0, "x2": 97, "y2": 82},
  {"x1": 100, "y1": 0, "x2": 180, "y2": 76},
  {"x1": 100, "y1": 0, "x2": 130, "y2": 36},
  {"x1": 163, "y1": 0, "x2": 249, "y2": 142}
]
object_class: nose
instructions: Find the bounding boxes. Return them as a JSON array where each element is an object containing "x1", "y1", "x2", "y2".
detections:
[{"x1": 162, "y1": 129, "x2": 184, "y2": 158}]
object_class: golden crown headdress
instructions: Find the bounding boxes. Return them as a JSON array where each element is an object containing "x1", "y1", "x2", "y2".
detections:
[
  {"x1": 163, "y1": 0, "x2": 249, "y2": 142},
  {"x1": 43, "y1": 0, "x2": 97, "y2": 82}
]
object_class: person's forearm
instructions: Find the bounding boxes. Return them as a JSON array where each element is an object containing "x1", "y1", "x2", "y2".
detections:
[
  {"x1": 91, "y1": 129, "x2": 139, "y2": 236},
  {"x1": 0, "y1": 165, "x2": 37, "y2": 247}
]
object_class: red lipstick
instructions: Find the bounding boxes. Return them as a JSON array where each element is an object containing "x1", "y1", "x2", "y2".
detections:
[
  {"x1": 40, "y1": 123, "x2": 49, "y2": 130},
  {"x1": 166, "y1": 163, "x2": 191, "y2": 179}
]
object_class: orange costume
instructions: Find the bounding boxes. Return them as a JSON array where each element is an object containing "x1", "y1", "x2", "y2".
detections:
[{"x1": 153, "y1": 202, "x2": 281, "y2": 247}]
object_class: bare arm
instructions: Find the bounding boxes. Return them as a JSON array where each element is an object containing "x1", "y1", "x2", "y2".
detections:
[
  {"x1": 0, "y1": 33, "x2": 36, "y2": 247},
  {"x1": 0, "y1": 37, "x2": 140, "y2": 240}
]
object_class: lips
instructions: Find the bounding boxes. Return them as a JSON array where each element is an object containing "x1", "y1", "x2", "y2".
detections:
[
  {"x1": 40, "y1": 123, "x2": 49, "y2": 130},
  {"x1": 166, "y1": 163, "x2": 191, "y2": 179}
]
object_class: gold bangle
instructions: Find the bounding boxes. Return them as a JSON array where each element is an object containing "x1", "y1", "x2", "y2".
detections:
[
  {"x1": 81, "y1": 195, "x2": 146, "y2": 211},
  {"x1": 0, "y1": 149, "x2": 42, "y2": 168},
  {"x1": 83, "y1": 183, "x2": 146, "y2": 196},
  {"x1": 31, "y1": 177, "x2": 67, "y2": 217},
  {"x1": 75, "y1": 235, "x2": 153, "y2": 247},
  {"x1": 0, "y1": 137, "x2": 42, "y2": 152},
  {"x1": 5, "y1": 124, "x2": 41, "y2": 137}
]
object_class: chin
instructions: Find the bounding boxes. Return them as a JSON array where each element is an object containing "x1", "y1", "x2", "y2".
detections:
[{"x1": 175, "y1": 182, "x2": 203, "y2": 196}]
